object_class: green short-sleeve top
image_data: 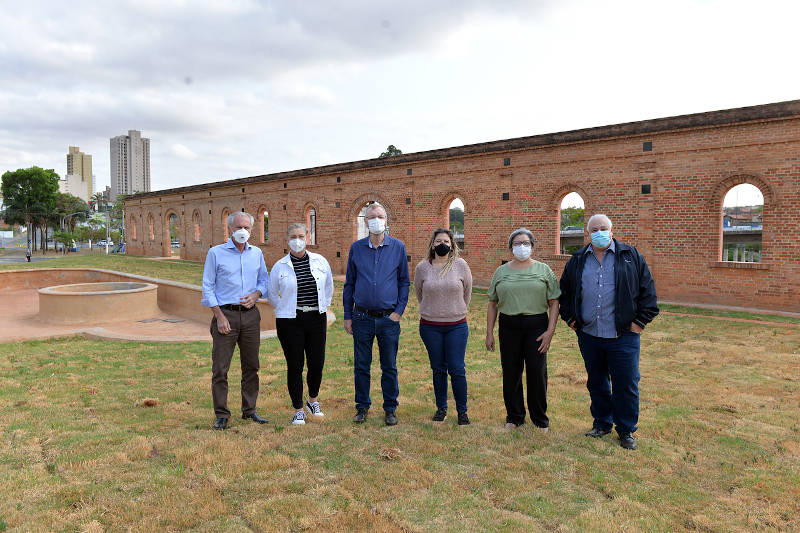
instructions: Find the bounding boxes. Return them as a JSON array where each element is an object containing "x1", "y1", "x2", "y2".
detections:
[{"x1": 487, "y1": 261, "x2": 562, "y2": 315}]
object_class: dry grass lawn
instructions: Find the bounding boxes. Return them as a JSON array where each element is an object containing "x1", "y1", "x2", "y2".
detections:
[{"x1": 1, "y1": 255, "x2": 799, "y2": 532}]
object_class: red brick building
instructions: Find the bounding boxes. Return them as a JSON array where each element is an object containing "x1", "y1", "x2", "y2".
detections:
[{"x1": 125, "y1": 100, "x2": 800, "y2": 313}]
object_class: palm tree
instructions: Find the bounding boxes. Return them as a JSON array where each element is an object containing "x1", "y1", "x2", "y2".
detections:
[{"x1": 89, "y1": 192, "x2": 110, "y2": 249}]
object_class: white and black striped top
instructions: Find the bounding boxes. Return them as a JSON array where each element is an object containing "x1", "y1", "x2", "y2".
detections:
[{"x1": 290, "y1": 253, "x2": 318, "y2": 308}]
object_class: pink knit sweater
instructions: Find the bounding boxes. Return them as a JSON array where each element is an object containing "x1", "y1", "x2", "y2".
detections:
[{"x1": 414, "y1": 258, "x2": 473, "y2": 322}]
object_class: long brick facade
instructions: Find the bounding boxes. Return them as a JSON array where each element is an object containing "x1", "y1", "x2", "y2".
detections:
[{"x1": 125, "y1": 100, "x2": 800, "y2": 313}]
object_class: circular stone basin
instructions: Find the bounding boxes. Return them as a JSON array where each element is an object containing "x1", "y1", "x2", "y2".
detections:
[{"x1": 37, "y1": 282, "x2": 160, "y2": 325}]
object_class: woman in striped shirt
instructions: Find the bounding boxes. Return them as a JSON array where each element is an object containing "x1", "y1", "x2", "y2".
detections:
[{"x1": 268, "y1": 223, "x2": 334, "y2": 426}]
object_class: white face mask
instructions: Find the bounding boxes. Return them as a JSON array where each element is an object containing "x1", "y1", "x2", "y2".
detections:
[
  {"x1": 232, "y1": 229, "x2": 250, "y2": 244},
  {"x1": 367, "y1": 217, "x2": 386, "y2": 235},
  {"x1": 288, "y1": 238, "x2": 306, "y2": 253},
  {"x1": 512, "y1": 244, "x2": 532, "y2": 261}
]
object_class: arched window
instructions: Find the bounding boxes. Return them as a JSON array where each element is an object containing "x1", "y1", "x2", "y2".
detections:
[
  {"x1": 258, "y1": 207, "x2": 269, "y2": 244},
  {"x1": 356, "y1": 202, "x2": 372, "y2": 240},
  {"x1": 130, "y1": 215, "x2": 137, "y2": 240},
  {"x1": 222, "y1": 209, "x2": 230, "y2": 241},
  {"x1": 148, "y1": 215, "x2": 155, "y2": 240},
  {"x1": 722, "y1": 184, "x2": 764, "y2": 263},
  {"x1": 559, "y1": 192, "x2": 585, "y2": 255},
  {"x1": 194, "y1": 212, "x2": 201, "y2": 242},
  {"x1": 169, "y1": 214, "x2": 179, "y2": 251},
  {"x1": 306, "y1": 206, "x2": 317, "y2": 245},
  {"x1": 447, "y1": 198, "x2": 465, "y2": 250}
]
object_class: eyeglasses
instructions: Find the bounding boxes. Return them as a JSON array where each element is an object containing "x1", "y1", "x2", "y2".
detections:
[{"x1": 512, "y1": 241, "x2": 532, "y2": 248}]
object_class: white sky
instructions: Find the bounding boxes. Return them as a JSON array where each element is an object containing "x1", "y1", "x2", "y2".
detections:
[{"x1": 1, "y1": 0, "x2": 797, "y2": 210}]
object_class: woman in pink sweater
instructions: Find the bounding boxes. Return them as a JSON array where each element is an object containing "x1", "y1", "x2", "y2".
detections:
[{"x1": 414, "y1": 228, "x2": 473, "y2": 425}]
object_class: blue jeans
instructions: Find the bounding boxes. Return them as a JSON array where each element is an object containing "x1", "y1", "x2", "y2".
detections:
[
  {"x1": 419, "y1": 321, "x2": 469, "y2": 413},
  {"x1": 352, "y1": 309, "x2": 401, "y2": 411},
  {"x1": 576, "y1": 330, "x2": 641, "y2": 434}
]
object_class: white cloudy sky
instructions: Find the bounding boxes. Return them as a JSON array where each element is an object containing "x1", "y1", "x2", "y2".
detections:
[{"x1": 1, "y1": 0, "x2": 796, "y2": 207}]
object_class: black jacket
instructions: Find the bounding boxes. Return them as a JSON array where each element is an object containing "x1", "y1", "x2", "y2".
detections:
[{"x1": 559, "y1": 239, "x2": 659, "y2": 335}]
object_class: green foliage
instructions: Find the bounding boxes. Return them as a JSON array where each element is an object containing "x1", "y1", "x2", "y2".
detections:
[
  {"x1": 0, "y1": 166, "x2": 60, "y2": 226},
  {"x1": 560, "y1": 207, "x2": 584, "y2": 229},
  {"x1": 379, "y1": 144, "x2": 402, "y2": 158},
  {"x1": 51, "y1": 231, "x2": 77, "y2": 252}
]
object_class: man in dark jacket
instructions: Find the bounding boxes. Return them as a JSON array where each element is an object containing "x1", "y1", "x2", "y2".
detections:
[{"x1": 559, "y1": 214, "x2": 658, "y2": 450}]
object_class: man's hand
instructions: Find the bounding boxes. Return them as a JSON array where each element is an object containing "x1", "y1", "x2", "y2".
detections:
[
  {"x1": 568, "y1": 320, "x2": 578, "y2": 332},
  {"x1": 485, "y1": 333, "x2": 495, "y2": 352},
  {"x1": 630, "y1": 322, "x2": 644, "y2": 334},
  {"x1": 388, "y1": 312, "x2": 401, "y2": 322},
  {"x1": 239, "y1": 292, "x2": 260, "y2": 309},
  {"x1": 344, "y1": 319, "x2": 353, "y2": 335},
  {"x1": 216, "y1": 314, "x2": 231, "y2": 334}
]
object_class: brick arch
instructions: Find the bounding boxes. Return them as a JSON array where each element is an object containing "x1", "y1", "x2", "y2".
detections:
[
  {"x1": 129, "y1": 214, "x2": 138, "y2": 241},
  {"x1": 191, "y1": 209, "x2": 202, "y2": 242},
  {"x1": 347, "y1": 192, "x2": 395, "y2": 220},
  {"x1": 220, "y1": 207, "x2": 232, "y2": 241},
  {"x1": 255, "y1": 204, "x2": 270, "y2": 244},
  {"x1": 439, "y1": 189, "x2": 469, "y2": 222},
  {"x1": 709, "y1": 173, "x2": 777, "y2": 209},
  {"x1": 548, "y1": 183, "x2": 592, "y2": 254},
  {"x1": 348, "y1": 192, "x2": 395, "y2": 242},
  {"x1": 301, "y1": 201, "x2": 319, "y2": 245},
  {"x1": 164, "y1": 208, "x2": 180, "y2": 254},
  {"x1": 548, "y1": 183, "x2": 592, "y2": 213}
]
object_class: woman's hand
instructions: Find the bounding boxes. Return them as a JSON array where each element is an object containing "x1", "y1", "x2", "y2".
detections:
[
  {"x1": 536, "y1": 329, "x2": 554, "y2": 353},
  {"x1": 485, "y1": 333, "x2": 495, "y2": 352}
]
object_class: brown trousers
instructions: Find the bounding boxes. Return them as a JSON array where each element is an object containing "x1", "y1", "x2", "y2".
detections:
[{"x1": 210, "y1": 307, "x2": 261, "y2": 419}]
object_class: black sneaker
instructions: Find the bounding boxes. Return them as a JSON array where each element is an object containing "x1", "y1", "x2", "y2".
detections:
[
  {"x1": 384, "y1": 411, "x2": 398, "y2": 426},
  {"x1": 353, "y1": 407, "x2": 368, "y2": 423},
  {"x1": 432, "y1": 407, "x2": 447, "y2": 422},
  {"x1": 457, "y1": 411, "x2": 470, "y2": 425}
]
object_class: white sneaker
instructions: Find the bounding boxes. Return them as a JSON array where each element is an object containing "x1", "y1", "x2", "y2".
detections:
[
  {"x1": 292, "y1": 410, "x2": 306, "y2": 425},
  {"x1": 305, "y1": 400, "x2": 324, "y2": 418}
]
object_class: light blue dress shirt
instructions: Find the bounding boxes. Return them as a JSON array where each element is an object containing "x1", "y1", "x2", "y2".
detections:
[
  {"x1": 201, "y1": 239, "x2": 269, "y2": 308},
  {"x1": 580, "y1": 240, "x2": 617, "y2": 338}
]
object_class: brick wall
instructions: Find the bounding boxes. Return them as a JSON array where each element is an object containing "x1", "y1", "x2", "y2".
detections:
[{"x1": 125, "y1": 100, "x2": 800, "y2": 312}]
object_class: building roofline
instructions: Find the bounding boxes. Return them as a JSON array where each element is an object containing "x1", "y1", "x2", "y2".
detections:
[{"x1": 129, "y1": 99, "x2": 800, "y2": 199}]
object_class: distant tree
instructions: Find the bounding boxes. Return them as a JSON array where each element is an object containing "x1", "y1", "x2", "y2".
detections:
[
  {"x1": 560, "y1": 207, "x2": 584, "y2": 229},
  {"x1": 449, "y1": 207, "x2": 464, "y2": 233},
  {"x1": 52, "y1": 231, "x2": 77, "y2": 254},
  {"x1": 379, "y1": 145, "x2": 403, "y2": 158},
  {"x1": 1, "y1": 166, "x2": 60, "y2": 251},
  {"x1": 53, "y1": 192, "x2": 89, "y2": 233}
]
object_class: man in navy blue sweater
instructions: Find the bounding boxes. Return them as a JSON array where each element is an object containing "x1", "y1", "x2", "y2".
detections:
[
  {"x1": 343, "y1": 203, "x2": 410, "y2": 426},
  {"x1": 559, "y1": 214, "x2": 658, "y2": 450}
]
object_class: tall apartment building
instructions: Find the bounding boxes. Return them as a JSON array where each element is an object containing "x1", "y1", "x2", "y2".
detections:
[
  {"x1": 110, "y1": 130, "x2": 150, "y2": 202},
  {"x1": 66, "y1": 147, "x2": 93, "y2": 203}
]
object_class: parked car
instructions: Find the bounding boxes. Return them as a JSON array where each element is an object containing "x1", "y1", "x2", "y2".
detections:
[
  {"x1": 96, "y1": 239, "x2": 113, "y2": 247},
  {"x1": 171, "y1": 241, "x2": 180, "y2": 248},
  {"x1": 110, "y1": 243, "x2": 125, "y2": 253}
]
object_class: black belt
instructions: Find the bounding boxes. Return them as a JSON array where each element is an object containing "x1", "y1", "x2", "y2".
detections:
[
  {"x1": 354, "y1": 304, "x2": 394, "y2": 318},
  {"x1": 220, "y1": 303, "x2": 255, "y2": 312}
]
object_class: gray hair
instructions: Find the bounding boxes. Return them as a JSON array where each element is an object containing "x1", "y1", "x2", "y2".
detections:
[
  {"x1": 364, "y1": 202, "x2": 387, "y2": 218},
  {"x1": 287, "y1": 222, "x2": 309, "y2": 237},
  {"x1": 587, "y1": 214, "x2": 613, "y2": 230},
  {"x1": 508, "y1": 228, "x2": 535, "y2": 250},
  {"x1": 227, "y1": 211, "x2": 254, "y2": 228}
]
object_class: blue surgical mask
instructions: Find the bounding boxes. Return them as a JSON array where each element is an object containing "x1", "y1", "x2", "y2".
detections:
[{"x1": 591, "y1": 230, "x2": 611, "y2": 248}]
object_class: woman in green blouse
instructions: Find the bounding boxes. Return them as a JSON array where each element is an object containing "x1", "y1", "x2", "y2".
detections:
[{"x1": 486, "y1": 228, "x2": 561, "y2": 432}]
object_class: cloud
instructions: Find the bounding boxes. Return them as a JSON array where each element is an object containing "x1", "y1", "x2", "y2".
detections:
[{"x1": 170, "y1": 144, "x2": 199, "y2": 160}]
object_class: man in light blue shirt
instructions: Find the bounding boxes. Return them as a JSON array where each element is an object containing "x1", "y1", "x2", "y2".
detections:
[{"x1": 202, "y1": 212, "x2": 269, "y2": 430}]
